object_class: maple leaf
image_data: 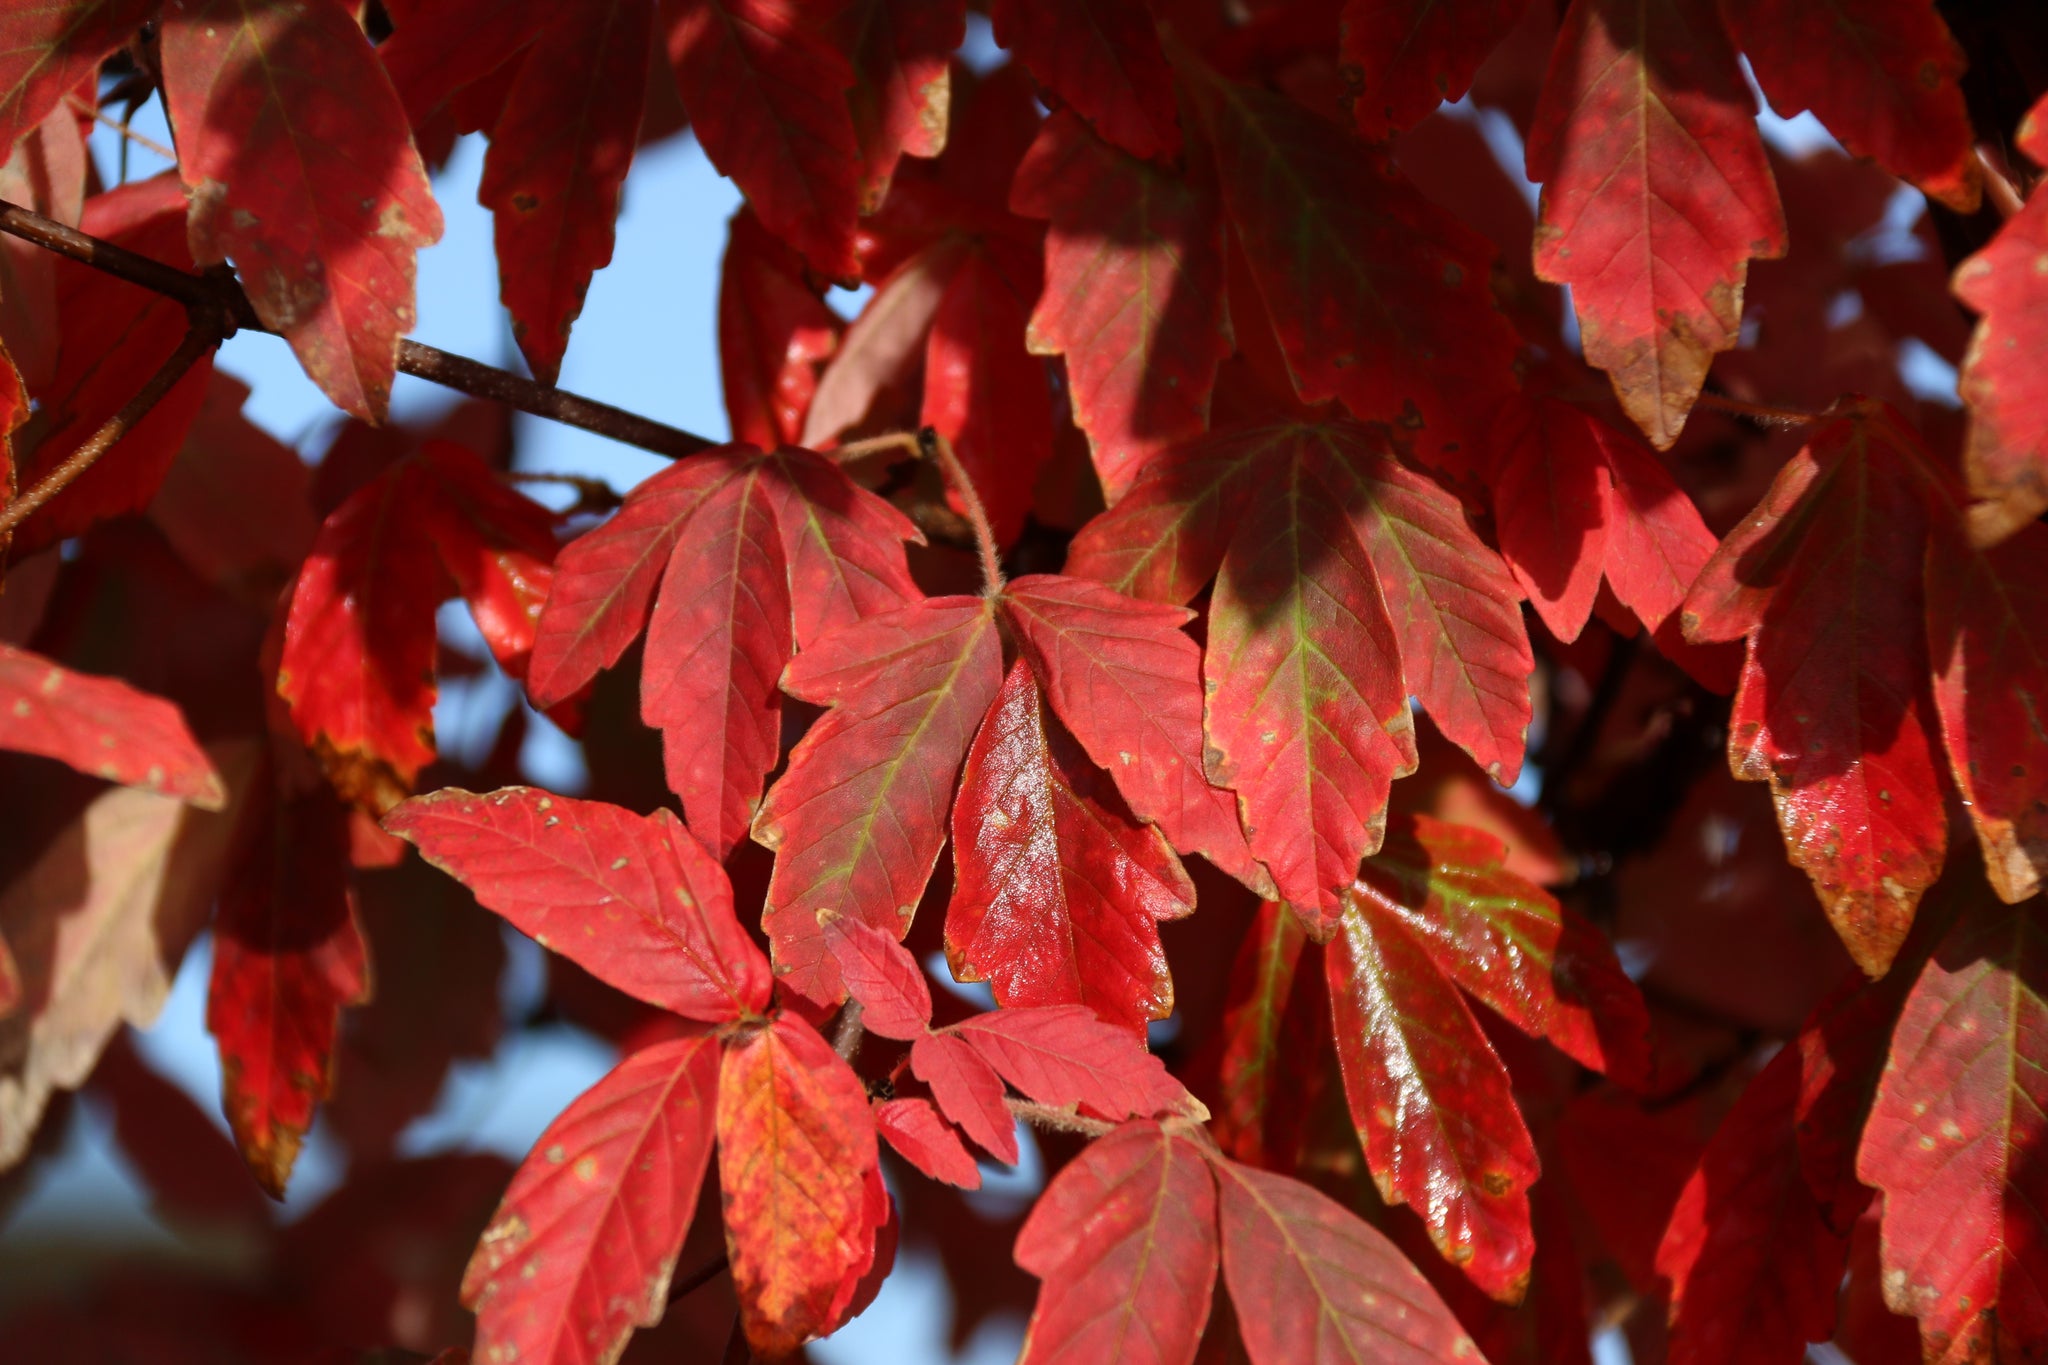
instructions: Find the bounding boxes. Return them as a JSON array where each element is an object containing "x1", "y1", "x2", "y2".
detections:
[
  {"x1": 920, "y1": 247, "x2": 1052, "y2": 546},
  {"x1": 1338, "y1": 0, "x2": 1533, "y2": 141},
  {"x1": 207, "y1": 783, "x2": 369, "y2": 1199},
  {"x1": 1354, "y1": 815, "x2": 1652, "y2": 1085},
  {"x1": 279, "y1": 440, "x2": 559, "y2": 813},
  {"x1": 1927, "y1": 518, "x2": 2048, "y2": 904},
  {"x1": 1722, "y1": 0, "x2": 1979, "y2": 212},
  {"x1": 1179, "y1": 58, "x2": 1520, "y2": 471},
  {"x1": 146, "y1": 373, "x2": 321, "y2": 596},
  {"x1": 818, "y1": 910, "x2": 933, "y2": 1041},
  {"x1": 1067, "y1": 419, "x2": 1533, "y2": 914},
  {"x1": 1952, "y1": 94, "x2": 2048, "y2": 546},
  {"x1": 1204, "y1": 436, "x2": 1418, "y2": 932},
  {"x1": 639, "y1": 461, "x2": 789, "y2": 862},
  {"x1": 666, "y1": 0, "x2": 863, "y2": 281},
  {"x1": 477, "y1": 0, "x2": 656, "y2": 385},
  {"x1": 1011, "y1": 109, "x2": 1230, "y2": 504},
  {"x1": 719, "y1": 210, "x2": 843, "y2": 450},
  {"x1": 1683, "y1": 403, "x2": 1950, "y2": 976},
  {"x1": 527, "y1": 444, "x2": 920, "y2": 858},
  {"x1": 837, "y1": 0, "x2": 963, "y2": 212},
  {"x1": 1793, "y1": 942, "x2": 1927, "y2": 1234},
  {"x1": 1015, "y1": 1119, "x2": 1219, "y2": 1365},
  {"x1": 1322, "y1": 814, "x2": 1650, "y2": 1298},
  {"x1": 0, "y1": 643, "x2": 225, "y2": 808},
  {"x1": 383, "y1": 786, "x2": 774, "y2": 1024},
  {"x1": 947, "y1": 661, "x2": 1195, "y2": 1033},
  {"x1": 911, "y1": 1029, "x2": 1020, "y2": 1163},
  {"x1": 1326, "y1": 883, "x2": 1539, "y2": 1300},
  {"x1": 952, "y1": 1004, "x2": 1196, "y2": 1122},
  {"x1": 1003, "y1": 573, "x2": 1272, "y2": 897},
  {"x1": 801, "y1": 235, "x2": 967, "y2": 449},
  {"x1": 796, "y1": 66, "x2": 1053, "y2": 542},
  {"x1": 1207, "y1": 899, "x2": 1318, "y2": 1169},
  {"x1": 874, "y1": 1095, "x2": 979, "y2": 1188},
  {"x1": 159, "y1": 0, "x2": 444, "y2": 422},
  {"x1": 1655, "y1": 1045, "x2": 1851, "y2": 1364},
  {"x1": 990, "y1": 0, "x2": 1179, "y2": 161},
  {"x1": 753, "y1": 595, "x2": 1003, "y2": 1002},
  {"x1": 0, "y1": 743, "x2": 253, "y2": 1171},
  {"x1": 11, "y1": 175, "x2": 215, "y2": 560},
  {"x1": 463, "y1": 1030, "x2": 721, "y2": 1365},
  {"x1": 1857, "y1": 877, "x2": 2048, "y2": 1362},
  {"x1": 1486, "y1": 395, "x2": 1720, "y2": 650},
  {"x1": 1525, "y1": 0, "x2": 1787, "y2": 448},
  {"x1": 1210, "y1": 1155, "x2": 1488, "y2": 1363},
  {"x1": 0, "y1": 0, "x2": 153, "y2": 154},
  {"x1": 717, "y1": 1012, "x2": 885, "y2": 1356}
]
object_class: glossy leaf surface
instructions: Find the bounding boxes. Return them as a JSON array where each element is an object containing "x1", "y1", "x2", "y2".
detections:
[
  {"x1": 947, "y1": 661, "x2": 1194, "y2": 1033},
  {"x1": 754, "y1": 595, "x2": 1002, "y2": 1003}
]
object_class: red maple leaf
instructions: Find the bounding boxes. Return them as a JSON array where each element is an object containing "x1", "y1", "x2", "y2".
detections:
[
  {"x1": 1525, "y1": 0, "x2": 1787, "y2": 448},
  {"x1": 159, "y1": 0, "x2": 443, "y2": 421}
]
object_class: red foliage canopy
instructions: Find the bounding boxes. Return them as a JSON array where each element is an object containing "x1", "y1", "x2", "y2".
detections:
[{"x1": 2, "y1": 3, "x2": 2047, "y2": 1364}]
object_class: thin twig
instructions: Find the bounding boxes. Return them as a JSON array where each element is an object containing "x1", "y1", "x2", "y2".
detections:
[
  {"x1": 666, "y1": 1252, "x2": 729, "y2": 1304},
  {"x1": 832, "y1": 999, "x2": 865, "y2": 1064},
  {"x1": 0, "y1": 319, "x2": 219, "y2": 538},
  {"x1": 1006, "y1": 1097, "x2": 1115, "y2": 1139},
  {"x1": 1694, "y1": 391, "x2": 1821, "y2": 427},
  {"x1": 829, "y1": 430, "x2": 924, "y2": 466},
  {"x1": 1975, "y1": 147, "x2": 2026, "y2": 220},
  {"x1": 917, "y1": 426, "x2": 1004, "y2": 593},
  {"x1": 68, "y1": 96, "x2": 176, "y2": 162},
  {"x1": 0, "y1": 199, "x2": 719, "y2": 463}
]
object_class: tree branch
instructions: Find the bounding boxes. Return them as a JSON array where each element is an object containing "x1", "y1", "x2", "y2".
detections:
[
  {"x1": 0, "y1": 317, "x2": 220, "y2": 538},
  {"x1": 831, "y1": 999, "x2": 865, "y2": 1064},
  {"x1": 1005, "y1": 1097, "x2": 1115, "y2": 1139},
  {"x1": 1693, "y1": 390, "x2": 1821, "y2": 427},
  {"x1": 0, "y1": 199, "x2": 719, "y2": 463},
  {"x1": 665, "y1": 1252, "x2": 729, "y2": 1305}
]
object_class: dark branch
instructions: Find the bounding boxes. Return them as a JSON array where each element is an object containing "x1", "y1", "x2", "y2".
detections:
[
  {"x1": 666, "y1": 1252, "x2": 729, "y2": 1305},
  {"x1": 0, "y1": 316, "x2": 220, "y2": 538},
  {"x1": 0, "y1": 199, "x2": 719, "y2": 463}
]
